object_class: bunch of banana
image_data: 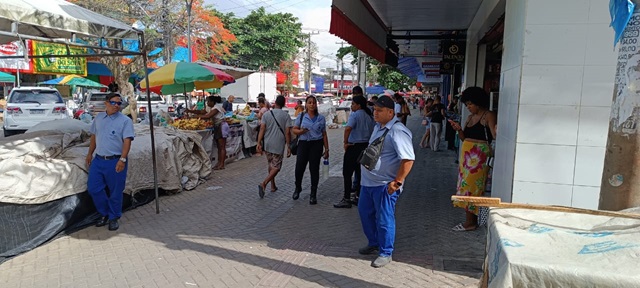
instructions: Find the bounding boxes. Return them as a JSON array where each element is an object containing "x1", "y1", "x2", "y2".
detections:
[{"x1": 171, "y1": 118, "x2": 208, "y2": 130}]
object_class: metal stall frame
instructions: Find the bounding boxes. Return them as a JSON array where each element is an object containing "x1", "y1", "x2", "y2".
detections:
[{"x1": 0, "y1": 27, "x2": 162, "y2": 214}]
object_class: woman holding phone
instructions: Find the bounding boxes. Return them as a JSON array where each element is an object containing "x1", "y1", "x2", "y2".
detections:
[
  {"x1": 292, "y1": 96, "x2": 329, "y2": 205},
  {"x1": 449, "y1": 87, "x2": 497, "y2": 231}
]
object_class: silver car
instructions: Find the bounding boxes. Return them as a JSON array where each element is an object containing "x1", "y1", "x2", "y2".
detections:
[{"x1": 3, "y1": 87, "x2": 69, "y2": 137}]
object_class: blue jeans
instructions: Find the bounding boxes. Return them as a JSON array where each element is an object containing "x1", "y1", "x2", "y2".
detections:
[
  {"x1": 358, "y1": 185, "x2": 400, "y2": 257},
  {"x1": 87, "y1": 157, "x2": 128, "y2": 220}
]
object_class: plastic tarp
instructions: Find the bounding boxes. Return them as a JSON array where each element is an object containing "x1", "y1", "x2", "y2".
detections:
[
  {"x1": 0, "y1": 0, "x2": 139, "y2": 44},
  {"x1": 0, "y1": 119, "x2": 212, "y2": 205},
  {"x1": 484, "y1": 208, "x2": 640, "y2": 288}
]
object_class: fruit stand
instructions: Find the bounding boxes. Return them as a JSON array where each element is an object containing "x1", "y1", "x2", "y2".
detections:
[{"x1": 170, "y1": 116, "x2": 258, "y2": 168}]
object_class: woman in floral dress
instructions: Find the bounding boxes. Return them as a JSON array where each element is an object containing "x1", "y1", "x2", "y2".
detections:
[{"x1": 449, "y1": 87, "x2": 497, "y2": 231}]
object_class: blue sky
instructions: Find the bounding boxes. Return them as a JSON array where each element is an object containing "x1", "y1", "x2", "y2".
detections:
[{"x1": 203, "y1": 0, "x2": 342, "y2": 68}]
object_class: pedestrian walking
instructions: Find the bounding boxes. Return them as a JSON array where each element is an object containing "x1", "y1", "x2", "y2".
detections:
[
  {"x1": 419, "y1": 98, "x2": 434, "y2": 148},
  {"x1": 334, "y1": 94, "x2": 374, "y2": 208},
  {"x1": 85, "y1": 93, "x2": 135, "y2": 231},
  {"x1": 292, "y1": 96, "x2": 329, "y2": 205},
  {"x1": 358, "y1": 95, "x2": 415, "y2": 268},
  {"x1": 426, "y1": 96, "x2": 446, "y2": 151},
  {"x1": 256, "y1": 96, "x2": 292, "y2": 198}
]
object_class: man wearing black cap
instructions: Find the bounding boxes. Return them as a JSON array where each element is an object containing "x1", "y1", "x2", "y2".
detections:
[{"x1": 357, "y1": 95, "x2": 415, "y2": 268}]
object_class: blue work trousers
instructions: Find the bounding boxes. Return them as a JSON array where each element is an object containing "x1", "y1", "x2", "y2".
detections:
[
  {"x1": 358, "y1": 185, "x2": 399, "y2": 257},
  {"x1": 87, "y1": 157, "x2": 128, "y2": 220}
]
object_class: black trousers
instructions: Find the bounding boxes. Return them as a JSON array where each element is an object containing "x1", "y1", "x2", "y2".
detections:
[
  {"x1": 342, "y1": 142, "x2": 368, "y2": 199},
  {"x1": 295, "y1": 139, "x2": 324, "y2": 194}
]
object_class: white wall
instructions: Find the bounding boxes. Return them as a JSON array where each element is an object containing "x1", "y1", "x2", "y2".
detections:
[
  {"x1": 491, "y1": 0, "x2": 527, "y2": 203},
  {"x1": 508, "y1": 0, "x2": 615, "y2": 209}
]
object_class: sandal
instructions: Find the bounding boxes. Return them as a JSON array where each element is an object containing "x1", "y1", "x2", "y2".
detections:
[
  {"x1": 270, "y1": 186, "x2": 278, "y2": 193},
  {"x1": 258, "y1": 184, "x2": 265, "y2": 199},
  {"x1": 452, "y1": 223, "x2": 477, "y2": 232}
]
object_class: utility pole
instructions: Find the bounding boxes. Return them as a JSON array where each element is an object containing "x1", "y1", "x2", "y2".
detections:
[
  {"x1": 336, "y1": 41, "x2": 346, "y2": 97},
  {"x1": 600, "y1": 2, "x2": 640, "y2": 210},
  {"x1": 357, "y1": 50, "x2": 367, "y2": 88},
  {"x1": 185, "y1": 0, "x2": 194, "y2": 62},
  {"x1": 304, "y1": 31, "x2": 319, "y2": 93},
  {"x1": 307, "y1": 33, "x2": 312, "y2": 93}
]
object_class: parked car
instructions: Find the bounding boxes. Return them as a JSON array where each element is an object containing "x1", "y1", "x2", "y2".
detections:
[
  {"x1": 136, "y1": 93, "x2": 172, "y2": 120},
  {"x1": 3, "y1": 87, "x2": 69, "y2": 137},
  {"x1": 231, "y1": 97, "x2": 249, "y2": 112},
  {"x1": 285, "y1": 96, "x2": 305, "y2": 109},
  {"x1": 80, "y1": 91, "x2": 120, "y2": 117}
]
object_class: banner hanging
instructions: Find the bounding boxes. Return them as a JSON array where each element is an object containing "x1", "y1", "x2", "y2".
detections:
[
  {"x1": 32, "y1": 41, "x2": 87, "y2": 76},
  {"x1": 0, "y1": 40, "x2": 34, "y2": 73}
]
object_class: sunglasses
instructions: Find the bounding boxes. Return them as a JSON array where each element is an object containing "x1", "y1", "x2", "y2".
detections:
[{"x1": 109, "y1": 101, "x2": 123, "y2": 106}]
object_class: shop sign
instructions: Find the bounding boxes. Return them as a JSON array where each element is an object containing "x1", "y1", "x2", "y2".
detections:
[
  {"x1": 32, "y1": 41, "x2": 87, "y2": 76},
  {"x1": 424, "y1": 70, "x2": 440, "y2": 77},
  {"x1": 422, "y1": 62, "x2": 439, "y2": 70},
  {"x1": 440, "y1": 61, "x2": 455, "y2": 74},
  {"x1": 0, "y1": 40, "x2": 33, "y2": 73},
  {"x1": 442, "y1": 40, "x2": 466, "y2": 63}
]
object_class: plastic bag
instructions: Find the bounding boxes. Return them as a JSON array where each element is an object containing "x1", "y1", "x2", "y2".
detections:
[
  {"x1": 610, "y1": 0, "x2": 636, "y2": 46},
  {"x1": 79, "y1": 113, "x2": 93, "y2": 124}
]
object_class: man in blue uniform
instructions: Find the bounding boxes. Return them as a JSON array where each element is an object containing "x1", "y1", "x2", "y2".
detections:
[
  {"x1": 358, "y1": 95, "x2": 415, "y2": 268},
  {"x1": 85, "y1": 93, "x2": 135, "y2": 231}
]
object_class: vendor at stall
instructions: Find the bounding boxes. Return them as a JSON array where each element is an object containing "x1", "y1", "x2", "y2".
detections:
[{"x1": 186, "y1": 96, "x2": 229, "y2": 170}]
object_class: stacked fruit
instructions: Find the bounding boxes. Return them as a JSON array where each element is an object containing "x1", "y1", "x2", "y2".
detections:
[{"x1": 171, "y1": 118, "x2": 211, "y2": 130}]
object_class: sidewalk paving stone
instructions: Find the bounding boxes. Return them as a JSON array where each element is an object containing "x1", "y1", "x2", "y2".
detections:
[{"x1": 0, "y1": 111, "x2": 485, "y2": 287}]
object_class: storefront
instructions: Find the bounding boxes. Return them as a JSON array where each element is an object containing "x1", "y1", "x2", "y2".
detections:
[{"x1": 329, "y1": 0, "x2": 617, "y2": 211}]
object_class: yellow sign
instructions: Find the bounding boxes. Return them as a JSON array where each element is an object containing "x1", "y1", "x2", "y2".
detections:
[{"x1": 32, "y1": 41, "x2": 87, "y2": 76}]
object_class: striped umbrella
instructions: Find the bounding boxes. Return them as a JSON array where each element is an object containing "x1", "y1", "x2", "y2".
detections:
[{"x1": 139, "y1": 62, "x2": 235, "y2": 94}]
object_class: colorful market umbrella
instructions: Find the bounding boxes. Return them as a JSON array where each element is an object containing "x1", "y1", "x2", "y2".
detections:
[
  {"x1": 0, "y1": 71, "x2": 15, "y2": 83},
  {"x1": 39, "y1": 75, "x2": 106, "y2": 88},
  {"x1": 139, "y1": 62, "x2": 235, "y2": 94}
]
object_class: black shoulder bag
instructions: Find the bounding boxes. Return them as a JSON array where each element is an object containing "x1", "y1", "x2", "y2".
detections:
[
  {"x1": 358, "y1": 121, "x2": 398, "y2": 170},
  {"x1": 289, "y1": 112, "x2": 304, "y2": 155}
]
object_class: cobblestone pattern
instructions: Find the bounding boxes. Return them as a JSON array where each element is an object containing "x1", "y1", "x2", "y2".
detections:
[{"x1": 0, "y1": 111, "x2": 485, "y2": 287}]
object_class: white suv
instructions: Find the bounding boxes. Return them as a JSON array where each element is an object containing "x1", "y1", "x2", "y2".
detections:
[
  {"x1": 3, "y1": 87, "x2": 69, "y2": 137},
  {"x1": 136, "y1": 93, "x2": 172, "y2": 120}
]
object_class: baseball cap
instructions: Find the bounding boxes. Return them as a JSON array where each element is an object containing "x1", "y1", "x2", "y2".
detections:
[{"x1": 374, "y1": 95, "x2": 395, "y2": 109}]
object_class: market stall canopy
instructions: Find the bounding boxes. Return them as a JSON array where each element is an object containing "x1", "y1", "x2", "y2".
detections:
[
  {"x1": 38, "y1": 75, "x2": 106, "y2": 88},
  {"x1": 365, "y1": 85, "x2": 386, "y2": 95},
  {"x1": 0, "y1": 0, "x2": 140, "y2": 44},
  {"x1": 196, "y1": 61, "x2": 254, "y2": 79},
  {"x1": 0, "y1": 70, "x2": 14, "y2": 82}
]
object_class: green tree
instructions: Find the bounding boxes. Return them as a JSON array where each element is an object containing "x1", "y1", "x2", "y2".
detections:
[
  {"x1": 216, "y1": 7, "x2": 304, "y2": 70},
  {"x1": 377, "y1": 65, "x2": 415, "y2": 92},
  {"x1": 334, "y1": 45, "x2": 414, "y2": 90}
]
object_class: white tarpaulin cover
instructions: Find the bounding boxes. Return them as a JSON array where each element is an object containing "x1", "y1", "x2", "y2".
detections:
[
  {"x1": 0, "y1": 0, "x2": 139, "y2": 44},
  {"x1": 485, "y1": 208, "x2": 640, "y2": 288},
  {"x1": 0, "y1": 119, "x2": 211, "y2": 205}
]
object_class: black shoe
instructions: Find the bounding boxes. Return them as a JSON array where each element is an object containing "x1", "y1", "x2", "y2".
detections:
[
  {"x1": 258, "y1": 184, "x2": 265, "y2": 199},
  {"x1": 358, "y1": 245, "x2": 379, "y2": 255},
  {"x1": 96, "y1": 216, "x2": 109, "y2": 227},
  {"x1": 108, "y1": 219, "x2": 119, "y2": 231},
  {"x1": 350, "y1": 197, "x2": 359, "y2": 206},
  {"x1": 333, "y1": 198, "x2": 352, "y2": 208},
  {"x1": 292, "y1": 188, "x2": 301, "y2": 200},
  {"x1": 309, "y1": 196, "x2": 317, "y2": 205}
]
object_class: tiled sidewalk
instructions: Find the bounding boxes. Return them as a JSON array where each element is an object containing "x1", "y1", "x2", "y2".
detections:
[{"x1": 0, "y1": 113, "x2": 485, "y2": 287}]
